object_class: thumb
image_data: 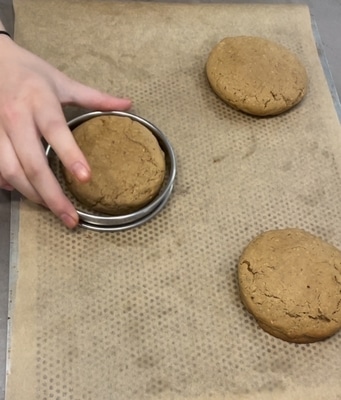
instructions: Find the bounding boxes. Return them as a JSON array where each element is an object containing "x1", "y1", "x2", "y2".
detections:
[{"x1": 62, "y1": 79, "x2": 132, "y2": 111}]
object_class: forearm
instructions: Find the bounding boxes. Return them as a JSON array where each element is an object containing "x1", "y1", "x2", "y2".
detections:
[{"x1": 0, "y1": 0, "x2": 14, "y2": 37}]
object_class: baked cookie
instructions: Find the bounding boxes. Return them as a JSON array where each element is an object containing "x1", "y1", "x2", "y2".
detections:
[
  {"x1": 238, "y1": 228, "x2": 341, "y2": 343},
  {"x1": 64, "y1": 115, "x2": 166, "y2": 215},
  {"x1": 206, "y1": 36, "x2": 308, "y2": 116}
]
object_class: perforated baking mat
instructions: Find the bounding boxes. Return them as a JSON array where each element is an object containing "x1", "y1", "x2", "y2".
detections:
[{"x1": 7, "y1": 1, "x2": 341, "y2": 399}]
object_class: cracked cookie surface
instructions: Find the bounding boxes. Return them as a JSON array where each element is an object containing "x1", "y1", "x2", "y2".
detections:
[
  {"x1": 238, "y1": 228, "x2": 341, "y2": 343},
  {"x1": 64, "y1": 115, "x2": 166, "y2": 215},
  {"x1": 206, "y1": 36, "x2": 308, "y2": 116}
]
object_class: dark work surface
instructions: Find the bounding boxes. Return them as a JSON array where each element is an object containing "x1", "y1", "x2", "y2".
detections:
[
  {"x1": 0, "y1": 191, "x2": 10, "y2": 400},
  {"x1": 0, "y1": 0, "x2": 14, "y2": 35}
]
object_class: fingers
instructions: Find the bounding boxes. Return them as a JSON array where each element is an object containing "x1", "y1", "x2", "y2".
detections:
[
  {"x1": 0, "y1": 129, "x2": 43, "y2": 203},
  {"x1": 33, "y1": 95, "x2": 91, "y2": 183},
  {"x1": 61, "y1": 78, "x2": 132, "y2": 111},
  {"x1": 0, "y1": 172, "x2": 14, "y2": 191},
  {"x1": 1, "y1": 113, "x2": 79, "y2": 229}
]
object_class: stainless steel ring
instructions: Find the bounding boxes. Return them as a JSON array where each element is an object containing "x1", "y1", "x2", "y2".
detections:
[{"x1": 46, "y1": 110, "x2": 176, "y2": 231}]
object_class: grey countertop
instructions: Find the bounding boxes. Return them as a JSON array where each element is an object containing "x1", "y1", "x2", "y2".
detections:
[{"x1": 0, "y1": 1, "x2": 340, "y2": 398}]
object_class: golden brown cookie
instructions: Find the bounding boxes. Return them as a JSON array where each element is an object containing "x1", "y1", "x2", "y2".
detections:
[
  {"x1": 64, "y1": 115, "x2": 166, "y2": 215},
  {"x1": 206, "y1": 36, "x2": 308, "y2": 116},
  {"x1": 238, "y1": 228, "x2": 341, "y2": 343}
]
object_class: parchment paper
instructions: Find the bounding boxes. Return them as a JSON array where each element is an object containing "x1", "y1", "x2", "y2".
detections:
[{"x1": 7, "y1": 1, "x2": 341, "y2": 399}]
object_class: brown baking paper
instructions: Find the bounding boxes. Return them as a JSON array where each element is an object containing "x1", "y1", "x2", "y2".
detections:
[{"x1": 7, "y1": 1, "x2": 341, "y2": 399}]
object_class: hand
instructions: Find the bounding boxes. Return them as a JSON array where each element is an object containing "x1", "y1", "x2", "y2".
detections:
[{"x1": 0, "y1": 35, "x2": 132, "y2": 228}]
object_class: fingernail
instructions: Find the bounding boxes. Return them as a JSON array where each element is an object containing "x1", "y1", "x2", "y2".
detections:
[
  {"x1": 3, "y1": 185, "x2": 14, "y2": 191},
  {"x1": 61, "y1": 213, "x2": 78, "y2": 229},
  {"x1": 71, "y1": 162, "x2": 90, "y2": 182}
]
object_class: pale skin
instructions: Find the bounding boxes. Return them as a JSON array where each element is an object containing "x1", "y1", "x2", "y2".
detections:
[{"x1": 0, "y1": 20, "x2": 132, "y2": 228}]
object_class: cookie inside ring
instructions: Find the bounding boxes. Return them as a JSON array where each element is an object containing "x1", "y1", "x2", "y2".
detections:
[{"x1": 63, "y1": 115, "x2": 166, "y2": 215}]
